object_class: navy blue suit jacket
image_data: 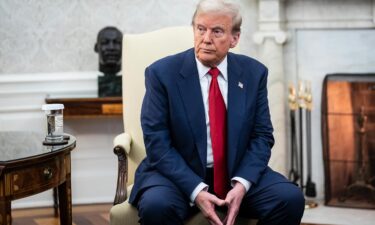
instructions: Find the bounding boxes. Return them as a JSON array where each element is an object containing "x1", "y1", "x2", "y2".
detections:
[{"x1": 129, "y1": 48, "x2": 287, "y2": 205}]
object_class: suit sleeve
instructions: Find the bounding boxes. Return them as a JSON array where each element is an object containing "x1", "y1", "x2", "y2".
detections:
[
  {"x1": 234, "y1": 68, "x2": 274, "y2": 185},
  {"x1": 141, "y1": 66, "x2": 203, "y2": 198}
]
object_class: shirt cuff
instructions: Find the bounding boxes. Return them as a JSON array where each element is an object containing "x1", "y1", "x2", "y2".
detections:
[
  {"x1": 190, "y1": 182, "x2": 209, "y2": 204},
  {"x1": 231, "y1": 177, "x2": 251, "y2": 192}
]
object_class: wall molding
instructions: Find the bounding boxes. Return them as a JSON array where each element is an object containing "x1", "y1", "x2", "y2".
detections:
[
  {"x1": 286, "y1": 20, "x2": 375, "y2": 29},
  {"x1": 0, "y1": 88, "x2": 96, "y2": 96},
  {"x1": 0, "y1": 105, "x2": 42, "y2": 113},
  {"x1": 0, "y1": 71, "x2": 98, "y2": 84}
]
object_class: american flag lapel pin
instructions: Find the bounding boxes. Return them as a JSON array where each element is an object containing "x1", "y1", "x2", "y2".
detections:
[{"x1": 238, "y1": 82, "x2": 243, "y2": 89}]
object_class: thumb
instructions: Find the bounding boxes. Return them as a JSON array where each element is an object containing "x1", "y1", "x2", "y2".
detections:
[
  {"x1": 224, "y1": 193, "x2": 234, "y2": 206},
  {"x1": 212, "y1": 195, "x2": 226, "y2": 206}
]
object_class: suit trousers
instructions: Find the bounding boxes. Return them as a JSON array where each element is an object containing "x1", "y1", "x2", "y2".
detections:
[{"x1": 136, "y1": 169, "x2": 305, "y2": 225}]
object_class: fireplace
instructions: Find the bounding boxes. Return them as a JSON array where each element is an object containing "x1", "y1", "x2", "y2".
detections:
[{"x1": 322, "y1": 74, "x2": 375, "y2": 209}]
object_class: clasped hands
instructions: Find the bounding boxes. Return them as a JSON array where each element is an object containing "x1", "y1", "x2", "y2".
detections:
[{"x1": 195, "y1": 182, "x2": 246, "y2": 225}]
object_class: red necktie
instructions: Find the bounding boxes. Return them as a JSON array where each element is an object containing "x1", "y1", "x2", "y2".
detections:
[{"x1": 208, "y1": 67, "x2": 228, "y2": 199}]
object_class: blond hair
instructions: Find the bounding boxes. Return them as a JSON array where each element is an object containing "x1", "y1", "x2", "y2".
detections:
[{"x1": 191, "y1": 0, "x2": 242, "y2": 33}]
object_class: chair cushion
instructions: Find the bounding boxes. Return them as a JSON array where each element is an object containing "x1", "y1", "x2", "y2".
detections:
[
  {"x1": 110, "y1": 200, "x2": 139, "y2": 225},
  {"x1": 110, "y1": 186, "x2": 258, "y2": 225}
]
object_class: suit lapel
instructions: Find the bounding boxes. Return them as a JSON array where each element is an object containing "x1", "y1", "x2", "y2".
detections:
[
  {"x1": 227, "y1": 53, "x2": 246, "y2": 177},
  {"x1": 176, "y1": 49, "x2": 207, "y2": 172}
]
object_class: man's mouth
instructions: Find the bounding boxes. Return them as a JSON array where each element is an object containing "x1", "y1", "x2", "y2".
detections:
[{"x1": 200, "y1": 48, "x2": 214, "y2": 53}]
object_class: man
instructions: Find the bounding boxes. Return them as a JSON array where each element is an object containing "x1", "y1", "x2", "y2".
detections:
[
  {"x1": 94, "y1": 26, "x2": 123, "y2": 75},
  {"x1": 129, "y1": 0, "x2": 305, "y2": 224}
]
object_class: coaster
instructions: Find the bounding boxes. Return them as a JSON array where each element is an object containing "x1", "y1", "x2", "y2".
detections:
[{"x1": 43, "y1": 139, "x2": 69, "y2": 146}]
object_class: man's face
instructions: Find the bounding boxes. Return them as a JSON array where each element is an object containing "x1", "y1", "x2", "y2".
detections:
[
  {"x1": 193, "y1": 13, "x2": 240, "y2": 67},
  {"x1": 97, "y1": 29, "x2": 122, "y2": 66}
]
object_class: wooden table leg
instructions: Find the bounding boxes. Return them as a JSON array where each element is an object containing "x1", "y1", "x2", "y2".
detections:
[
  {"x1": 53, "y1": 187, "x2": 59, "y2": 217},
  {"x1": 58, "y1": 175, "x2": 72, "y2": 225},
  {"x1": 0, "y1": 199, "x2": 11, "y2": 225}
]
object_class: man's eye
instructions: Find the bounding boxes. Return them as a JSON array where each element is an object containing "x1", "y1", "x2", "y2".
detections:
[
  {"x1": 213, "y1": 29, "x2": 224, "y2": 37},
  {"x1": 197, "y1": 27, "x2": 205, "y2": 34}
]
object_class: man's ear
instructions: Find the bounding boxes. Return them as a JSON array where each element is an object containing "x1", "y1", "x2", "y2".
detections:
[
  {"x1": 94, "y1": 43, "x2": 99, "y2": 53},
  {"x1": 230, "y1": 32, "x2": 240, "y2": 48}
]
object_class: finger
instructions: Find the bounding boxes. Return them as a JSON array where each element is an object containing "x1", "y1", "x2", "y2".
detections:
[
  {"x1": 226, "y1": 211, "x2": 235, "y2": 225},
  {"x1": 211, "y1": 195, "x2": 226, "y2": 206},
  {"x1": 207, "y1": 211, "x2": 223, "y2": 225},
  {"x1": 223, "y1": 215, "x2": 228, "y2": 224},
  {"x1": 208, "y1": 217, "x2": 222, "y2": 225},
  {"x1": 224, "y1": 192, "x2": 234, "y2": 204},
  {"x1": 224, "y1": 197, "x2": 230, "y2": 205},
  {"x1": 224, "y1": 199, "x2": 233, "y2": 208}
]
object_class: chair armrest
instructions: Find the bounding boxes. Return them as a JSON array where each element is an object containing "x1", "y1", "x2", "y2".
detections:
[
  {"x1": 113, "y1": 132, "x2": 132, "y2": 205},
  {"x1": 114, "y1": 133, "x2": 132, "y2": 155}
]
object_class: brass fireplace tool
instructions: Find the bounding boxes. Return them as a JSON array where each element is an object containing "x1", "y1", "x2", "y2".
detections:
[
  {"x1": 288, "y1": 81, "x2": 318, "y2": 209},
  {"x1": 303, "y1": 82, "x2": 318, "y2": 209},
  {"x1": 297, "y1": 82, "x2": 305, "y2": 191},
  {"x1": 288, "y1": 84, "x2": 299, "y2": 184}
]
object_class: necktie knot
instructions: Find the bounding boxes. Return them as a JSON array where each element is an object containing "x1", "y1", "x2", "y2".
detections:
[{"x1": 208, "y1": 67, "x2": 220, "y2": 79}]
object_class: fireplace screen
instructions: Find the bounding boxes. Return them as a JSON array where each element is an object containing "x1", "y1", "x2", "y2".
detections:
[{"x1": 322, "y1": 74, "x2": 375, "y2": 209}]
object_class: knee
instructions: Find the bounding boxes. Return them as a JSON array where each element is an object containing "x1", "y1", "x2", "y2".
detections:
[
  {"x1": 257, "y1": 183, "x2": 305, "y2": 224},
  {"x1": 137, "y1": 187, "x2": 186, "y2": 225},
  {"x1": 277, "y1": 184, "x2": 305, "y2": 217},
  {"x1": 138, "y1": 195, "x2": 175, "y2": 221}
]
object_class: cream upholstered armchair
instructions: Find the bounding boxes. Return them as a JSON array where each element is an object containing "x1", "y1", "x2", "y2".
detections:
[{"x1": 110, "y1": 26, "x2": 257, "y2": 225}]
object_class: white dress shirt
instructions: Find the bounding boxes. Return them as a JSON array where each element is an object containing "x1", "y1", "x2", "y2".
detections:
[{"x1": 189, "y1": 56, "x2": 251, "y2": 203}]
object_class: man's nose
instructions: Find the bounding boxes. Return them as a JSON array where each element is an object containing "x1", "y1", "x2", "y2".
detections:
[{"x1": 202, "y1": 31, "x2": 212, "y2": 43}]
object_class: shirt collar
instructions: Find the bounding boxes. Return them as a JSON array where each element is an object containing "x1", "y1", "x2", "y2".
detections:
[{"x1": 195, "y1": 56, "x2": 228, "y2": 81}]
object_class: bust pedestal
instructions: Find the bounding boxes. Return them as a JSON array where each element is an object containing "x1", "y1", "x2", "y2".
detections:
[{"x1": 98, "y1": 75, "x2": 122, "y2": 97}]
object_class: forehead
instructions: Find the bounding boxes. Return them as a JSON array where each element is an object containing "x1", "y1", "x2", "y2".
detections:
[
  {"x1": 98, "y1": 29, "x2": 122, "y2": 40},
  {"x1": 194, "y1": 12, "x2": 233, "y2": 28}
]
